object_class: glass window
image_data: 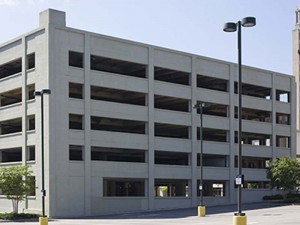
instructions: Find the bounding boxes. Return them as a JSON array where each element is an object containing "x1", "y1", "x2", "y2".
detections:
[{"x1": 69, "y1": 145, "x2": 83, "y2": 161}]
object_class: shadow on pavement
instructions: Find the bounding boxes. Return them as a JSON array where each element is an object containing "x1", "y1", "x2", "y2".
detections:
[{"x1": 79, "y1": 202, "x2": 287, "y2": 220}]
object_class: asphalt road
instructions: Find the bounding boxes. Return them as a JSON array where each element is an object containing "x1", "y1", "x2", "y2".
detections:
[{"x1": 1, "y1": 202, "x2": 300, "y2": 225}]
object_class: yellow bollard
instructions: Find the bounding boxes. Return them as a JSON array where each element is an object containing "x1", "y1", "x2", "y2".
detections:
[
  {"x1": 198, "y1": 205, "x2": 206, "y2": 217},
  {"x1": 233, "y1": 215, "x2": 247, "y2": 225},
  {"x1": 39, "y1": 216, "x2": 48, "y2": 225}
]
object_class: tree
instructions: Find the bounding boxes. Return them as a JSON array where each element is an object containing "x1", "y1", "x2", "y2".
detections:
[
  {"x1": 0, "y1": 165, "x2": 34, "y2": 213},
  {"x1": 267, "y1": 157, "x2": 300, "y2": 198}
]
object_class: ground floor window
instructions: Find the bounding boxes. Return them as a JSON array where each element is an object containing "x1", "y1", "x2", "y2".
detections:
[
  {"x1": 198, "y1": 180, "x2": 226, "y2": 197},
  {"x1": 103, "y1": 178, "x2": 145, "y2": 197},
  {"x1": 28, "y1": 176, "x2": 36, "y2": 196},
  {"x1": 244, "y1": 181, "x2": 270, "y2": 189},
  {"x1": 155, "y1": 179, "x2": 189, "y2": 197}
]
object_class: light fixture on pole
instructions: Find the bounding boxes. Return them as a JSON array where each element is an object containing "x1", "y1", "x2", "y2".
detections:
[
  {"x1": 223, "y1": 17, "x2": 256, "y2": 225},
  {"x1": 193, "y1": 102, "x2": 205, "y2": 217},
  {"x1": 34, "y1": 89, "x2": 51, "y2": 225}
]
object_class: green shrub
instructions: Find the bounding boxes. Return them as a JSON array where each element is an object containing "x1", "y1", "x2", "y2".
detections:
[
  {"x1": 0, "y1": 213, "x2": 39, "y2": 220},
  {"x1": 284, "y1": 197, "x2": 300, "y2": 203},
  {"x1": 287, "y1": 193, "x2": 300, "y2": 199},
  {"x1": 263, "y1": 193, "x2": 300, "y2": 202},
  {"x1": 285, "y1": 193, "x2": 300, "y2": 203},
  {"x1": 262, "y1": 194, "x2": 283, "y2": 200}
]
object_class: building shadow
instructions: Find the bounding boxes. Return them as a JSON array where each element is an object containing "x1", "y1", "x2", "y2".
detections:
[{"x1": 74, "y1": 202, "x2": 287, "y2": 220}]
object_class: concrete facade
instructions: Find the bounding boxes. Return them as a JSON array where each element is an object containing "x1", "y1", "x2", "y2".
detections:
[
  {"x1": 0, "y1": 9, "x2": 296, "y2": 217},
  {"x1": 294, "y1": 7, "x2": 300, "y2": 159}
]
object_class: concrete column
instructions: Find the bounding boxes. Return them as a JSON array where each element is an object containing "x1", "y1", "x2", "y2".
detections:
[
  {"x1": 21, "y1": 36, "x2": 28, "y2": 210},
  {"x1": 21, "y1": 36, "x2": 27, "y2": 166},
  {"x1": 292, "y1": 9, "x2": 300, "y2": 159},
  {"x1": 293, "y1": 29, "x2": 300, "y2": 128},
  {"x1": 84, "y1": 33, "x2": 92, "y2": 216},
  {"x1": 191, "y1": 56, "x2": 198, "y2": 206},
  {"x1": 47, "y1": 23, "x2": 55, "y2": 218},
  {"x1": 147, "y1": 47, "x2": 155, "y2": 210},
  {"x1": 229, "y1": 63, "x2": 236, "y2": 204},
  {"x1": 271, "y1": 74, "x2": 277, "y2": 159},
  {"x1": 290, "y1": 77, "x2": 297, "y2": 158}
]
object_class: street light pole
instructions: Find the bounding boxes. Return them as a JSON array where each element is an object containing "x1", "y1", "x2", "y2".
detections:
[
  {"x1": 237, "y1": 19, "x2": 243, "y2": 217},
  {"x1": 223, "y1": 17, "x2": 256, "y2": 225},
  {"x1": 193, "y1": 102, "x2": 205, "y2": 217},
  {"x1": 34, "y1": 89, "x2": 51, "y2": 225}
]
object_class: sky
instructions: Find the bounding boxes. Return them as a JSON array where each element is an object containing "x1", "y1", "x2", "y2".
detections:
[{"x1": 0, "y1": 0, "x2": 299, "y2": 75}]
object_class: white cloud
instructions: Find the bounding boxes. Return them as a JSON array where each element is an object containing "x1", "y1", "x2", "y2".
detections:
[
  {"x1": 26, "y1": 0, "x2": 45, "y2": 4},
  {"x1": 0, "y1": 0, "x2": 45, "y2": 5},
  {"x1": 0, "y1": 0, "x2": 19, "y2": 5}
]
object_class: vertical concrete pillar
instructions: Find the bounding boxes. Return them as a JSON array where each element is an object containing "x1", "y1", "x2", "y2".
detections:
[
  {"x1": 84, "y1": 33, "x2": 92, "y2": 216},
  {"x1": 293, "y1": 8, "x2": 300, "y2": 130},
  {"x1": 229, "y1": 63, "x2": 236, "y2": 204},
  {"x1": 290, "y1": 78, "x2": 297, "y2": 158},
  {"x1": 21, "y1": 36, "x2": 27, "y2": 167},
  {"x1": 147, "y1": 47, "x2": 155, "y2": 210},
  {"x1": 191, "y1": 56, "x2": 198, "y2": 206},
  {"x1": 21, "y1": 36, "x2": 28, "y2": 212},
  {"x1": 271, "y1": 75, "x2": 277, "y2": 160}
]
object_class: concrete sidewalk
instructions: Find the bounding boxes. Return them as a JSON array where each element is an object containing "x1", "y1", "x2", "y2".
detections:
[{"x1": 1, "y1": 202, "x2": 300, "y2": 225}]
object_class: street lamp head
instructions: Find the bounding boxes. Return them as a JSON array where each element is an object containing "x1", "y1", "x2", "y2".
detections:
[
  {"x1": 34, "y1": 89, "x2": 51, "y2": 97},
  {"x1": 193, "y1": 104, "x2": 199, "y2": 109},
  {"x1": 42, "y1": 89, "x2": 51, "y2": 95},
  {"x1": 241, "y1": 17, "x2": 256, "y2": 27},
  {"x1": 224, "y1": 17, "x2": 256, "y2": 32},
  {"x1": 223, "y1": 22, "x2": 237, "y2": 32},
  {"x1": 193, "y1": 102, "x2": 205, "y2": 109},
  {"x1": 34, "y1": 91, "x2": 42, "y2": 96}
]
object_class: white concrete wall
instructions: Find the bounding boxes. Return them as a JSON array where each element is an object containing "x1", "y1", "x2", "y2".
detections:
[{"x1": 47, "y1": 23, "x2": 296, "y2": 216}]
